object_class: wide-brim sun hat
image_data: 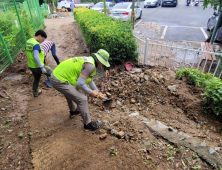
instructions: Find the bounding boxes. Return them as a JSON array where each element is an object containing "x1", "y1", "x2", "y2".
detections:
[{"x1": 94, "y1": 49, "x2": 110, "y2": 67}]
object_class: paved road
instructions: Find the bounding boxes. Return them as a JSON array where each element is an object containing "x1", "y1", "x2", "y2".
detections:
[{"x1": 136, "y1": 0, "x2": 215, "y2": 42}]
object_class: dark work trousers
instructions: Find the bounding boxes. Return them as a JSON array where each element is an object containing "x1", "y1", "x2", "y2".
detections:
[
  {"x1": 51, "y1": 44, "x2": 60, "y2": 65},
  {"x1": 29, "y1": 66, "x2": 53, "y2": 95}
]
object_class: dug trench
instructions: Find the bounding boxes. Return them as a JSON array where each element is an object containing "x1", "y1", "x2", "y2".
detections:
[{"x1": 0, "y1": 17, "x2": 221, "y2": 169}]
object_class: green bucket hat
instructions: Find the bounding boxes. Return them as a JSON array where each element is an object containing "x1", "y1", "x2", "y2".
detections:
[{"x1": 94, "y1": 49, "x2": 110, "y2": 67}]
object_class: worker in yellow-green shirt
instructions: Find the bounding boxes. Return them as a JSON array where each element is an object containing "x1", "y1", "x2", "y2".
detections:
[
  {"x1": 26, "y1": 30, "x2": 53, "y2": 97},
  {"x1": 51, "y1": 49, "x2": 110, "y2": 131}
]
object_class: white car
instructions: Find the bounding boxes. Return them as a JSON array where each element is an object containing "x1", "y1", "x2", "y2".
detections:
[
  {"x1": 57, "y1": 0, "x2": 94, "y2": 10},
  {"x1": 109, "y1": 2, "x2": 142, "y2": 22},
  {"x1": 91, "y1": 2, "x2": 114, "y2": 13},
  {"x1": 74, "y1": 2, "x2": 94, "y2": 9},
  {"x1": 57, "y1": 0, "x2": 73, "y2": 10}
]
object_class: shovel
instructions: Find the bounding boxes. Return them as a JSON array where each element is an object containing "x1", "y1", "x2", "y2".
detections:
[
  {"x1": 102, "y1": 98, "x2": 112, "y2": 102},
  {"x1": 45, "y1": 76, "x2": 52, "y2": 87}
]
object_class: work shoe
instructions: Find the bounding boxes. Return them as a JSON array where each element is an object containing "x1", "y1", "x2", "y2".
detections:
[
  {"x1": 69, "y1": 109, "x2": 80, "y2": 118},
  {"x1": 84, "y1": 122, "x2": 103, "y2": 131},
  {"x1": 33, "y1": 90, "x2": 42, "y2": 97}
]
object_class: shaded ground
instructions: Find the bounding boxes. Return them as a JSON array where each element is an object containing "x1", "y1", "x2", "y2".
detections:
[{"x1": 0, "y1": 17, "x2": 221, "y2": 169}]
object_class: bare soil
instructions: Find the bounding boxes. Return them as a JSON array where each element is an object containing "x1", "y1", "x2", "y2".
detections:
[{"x1": 0, "y1": 17, "x2": 221, "y2": 170}]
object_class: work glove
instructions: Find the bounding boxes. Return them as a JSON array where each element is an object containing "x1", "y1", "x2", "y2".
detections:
[{"x1": 41, "y1": 67, "x2": 47, "y2": 74}]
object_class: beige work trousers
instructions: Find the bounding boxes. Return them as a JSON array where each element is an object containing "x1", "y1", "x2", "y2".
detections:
[{"x1": 51, "y1": 73, "x2": 91, "y2": 125}]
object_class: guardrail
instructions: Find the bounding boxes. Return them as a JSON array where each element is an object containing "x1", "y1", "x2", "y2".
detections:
[{"x1": 134, "y1": 35, "x2": 222, "y2": 78}]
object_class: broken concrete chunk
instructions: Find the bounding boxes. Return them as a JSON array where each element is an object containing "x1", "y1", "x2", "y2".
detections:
[
  {"x1": 135, "y1": 77, "x2": 140, "y2": 83},
  {"x1": 200, "y1": 142, "x2": 206, "y2": 147},
  {"x1": 106, "y1": 92, "x2": 112, "y2": 98},
  {"x1": 209, "y1": 148, "x2": 219, "y2": 155},
  {"x1": 116, "y1": 100, "x2": 122, "y2": 106},
  {"x1": 150, "y1": 76, "x2": 160, "y2": 84},
  {"x1": 117, "y1": 131, "x2": 125, "y2": 138},
  {"x1": 111, "y1": 129, "x2": 118, "y2": 135},
  {"x1": 140, "y1": 73, "x2": 144, "y2": 78},
  {"x1": 130, "y1": 98, "x2": 136, "y2": 103},
  {"x1": 99, "y1": 133, "x2": 107, "y2": 140},
  {"x1": 111, "y1": 81, "x2": 118, "y2": 87},
  {"x1": 144, "y1": 70, "x2": 152, "y2": 76},
  {"x1": 132, "y1": 68, "x2": 142, "y2": 73},
  {"x1": 215, "y1": 147, "x2": 221, "y2": 151},
  {"x1": 144, "y1": 75, "x2": 150, "y2": 81},
  {"x1": 167, "y1": 85, "x2": 178, "y2": 91},
  {"x1": 129, "y1": 112, "x2": 139, "y2": 116}
]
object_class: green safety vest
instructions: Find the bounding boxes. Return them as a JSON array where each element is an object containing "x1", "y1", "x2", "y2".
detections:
[
  {"x1": 26, "y1": 38, "x2": 45, "y2": 68},
  {"x1": 53, "y1": 56, "x2": 96, "y2": 86}
]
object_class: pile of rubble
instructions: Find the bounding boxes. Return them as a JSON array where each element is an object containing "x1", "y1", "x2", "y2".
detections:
[
  {"x1": 90, "y1": 67, "x2": 178, "y2": 142},
  {"x1": 91, "y1": 68, "x2": 174, "y2": 113}
]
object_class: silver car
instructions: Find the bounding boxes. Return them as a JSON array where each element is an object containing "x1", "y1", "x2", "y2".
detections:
[
  {"x1": 109, "y1": 2, "x2": 142, "y2": 22},
  {"x1": 91, "y1": 2, "x2": 114, "y2": 13},
  {"x1": 207, "y1": 12, "x2": 219, "y2": 31},
  {"x1": 144, "y1": 0, "x2": 161, "y2": 8}
]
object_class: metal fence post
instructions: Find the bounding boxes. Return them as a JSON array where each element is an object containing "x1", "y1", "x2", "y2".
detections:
[
  {"x1": 35, "y1": 0, "x2": 44, "y2": 26},
  {"x1": 3, "y1": 3, "x2": 7, "y2": 12},
  {"x1": 213, "y1": 58, "x2": 221, "y2": 77},
  {"x1": 144, "y1": 38, "x2": 149, "y2": 65},
  {"x1": 13, "y1": 0, "x2": 27, "y2": 42},
  {"x1": 27, "y1": 0, "x2": 37, "y2": 32},
  {"x1": 0, "y1": 32, "x2": 13, "y2": 63},
  {"x1": 181, "y1": 48, "x2": 188, "y2": 69}
]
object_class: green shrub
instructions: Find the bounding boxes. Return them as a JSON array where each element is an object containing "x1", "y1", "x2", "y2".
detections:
[
  {"x1": 74, "y1": 8, "x2": 138, "y2": 64},
  {"x1": 176, "y1": 68, "x2": 222, "y2": 116}
]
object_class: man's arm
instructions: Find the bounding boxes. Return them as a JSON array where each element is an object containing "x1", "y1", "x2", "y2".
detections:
[
  {"x1": 33, "y1": 44, "x2": 46, "y2": 73},
  {"x1": 76, "y1": 63, "x2": 95, "y2": 94},
  {"x1": 76, "y1": 63, "x2": 105, "y2": 98},
  {"x1": 88, "y1": 80, "x2": 99, "y2": 91},
  {"x1": 33, "y1": 50, "x2": 43, "y2": 68}
]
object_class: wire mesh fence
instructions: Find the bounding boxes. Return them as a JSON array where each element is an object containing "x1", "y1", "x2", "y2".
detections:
[{"x1": 0, "y1": 0, "x2": 49, "y2": 74}]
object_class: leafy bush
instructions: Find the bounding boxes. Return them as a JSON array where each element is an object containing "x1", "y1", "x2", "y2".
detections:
[
  {"x1": 0, "y1": 8, "x2": 35, "y2": 60},
  {"x1": 74, "y1": 7, "x2": 138, "y2": 64},
  {"x1": 176, "y1": 68, "x2": 222, "y2": 116}
]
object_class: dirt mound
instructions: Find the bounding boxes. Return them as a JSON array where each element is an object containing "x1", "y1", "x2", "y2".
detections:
[{"x1": 92, "y1": 66, "x2": 222, "y2": 152}]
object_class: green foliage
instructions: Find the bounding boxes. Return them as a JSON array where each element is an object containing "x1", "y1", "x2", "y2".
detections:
[
  {"x1": 19, "y1": 133, "x2": 23, "y2": 138},
  {"x1": 110, "y1": 150, "x2": 119, "y2": 156},
  {"x1": 203, "y1": 0, "x2": 222, "y2": 12},
  {"x1": 192, "y1": 166, "x2": 201, "y2": 169},
  {"x1": 0, "y1": 0, "x2": 45, "y2": 72},
  {"x1": 28, "y1": 132, "x2": 33, "y2": 136},
  {"x1": 0, "y1": 8, "x2": 35, "y2": 61},
  {"x1": 74, "y1": 8, "x2": 138, "y2": 65},
  {"x1": 176, "y1": 68, "x2": 222, "y2": 116},
  {"x1": 176, "y1": 68, "x2": 213, "y2": 87}
]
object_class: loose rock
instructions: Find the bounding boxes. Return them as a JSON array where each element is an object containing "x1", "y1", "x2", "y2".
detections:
[{"x1": 99, "y1": 133, "x2": 107, "y2": 140}]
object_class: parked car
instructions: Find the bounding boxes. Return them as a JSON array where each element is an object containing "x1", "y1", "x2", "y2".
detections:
[
  {"x1": 109, "y1": 2, "x2": 142, "y2": 21},
  {"x1": 57, "y1": 0, "x2": 73, "y2": 11},
  {"x1": 207, "y1": 12, "x2": 219, "y2": 31},
  {"x1": 57, "y1": 0, "x2": 94, "y2": 10},
  {"x1": 91, "y1": 2, "x2": 114, "y2": 13},
  {"x1": 144, "y1": 0, "x2": 161, "y2": 8},
  {"x1": 75, "y1": 2, "x2": 94, "y2": 8},
  {"x1": 162, "y1": 0, "x2": 177, "y2": 7}
]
